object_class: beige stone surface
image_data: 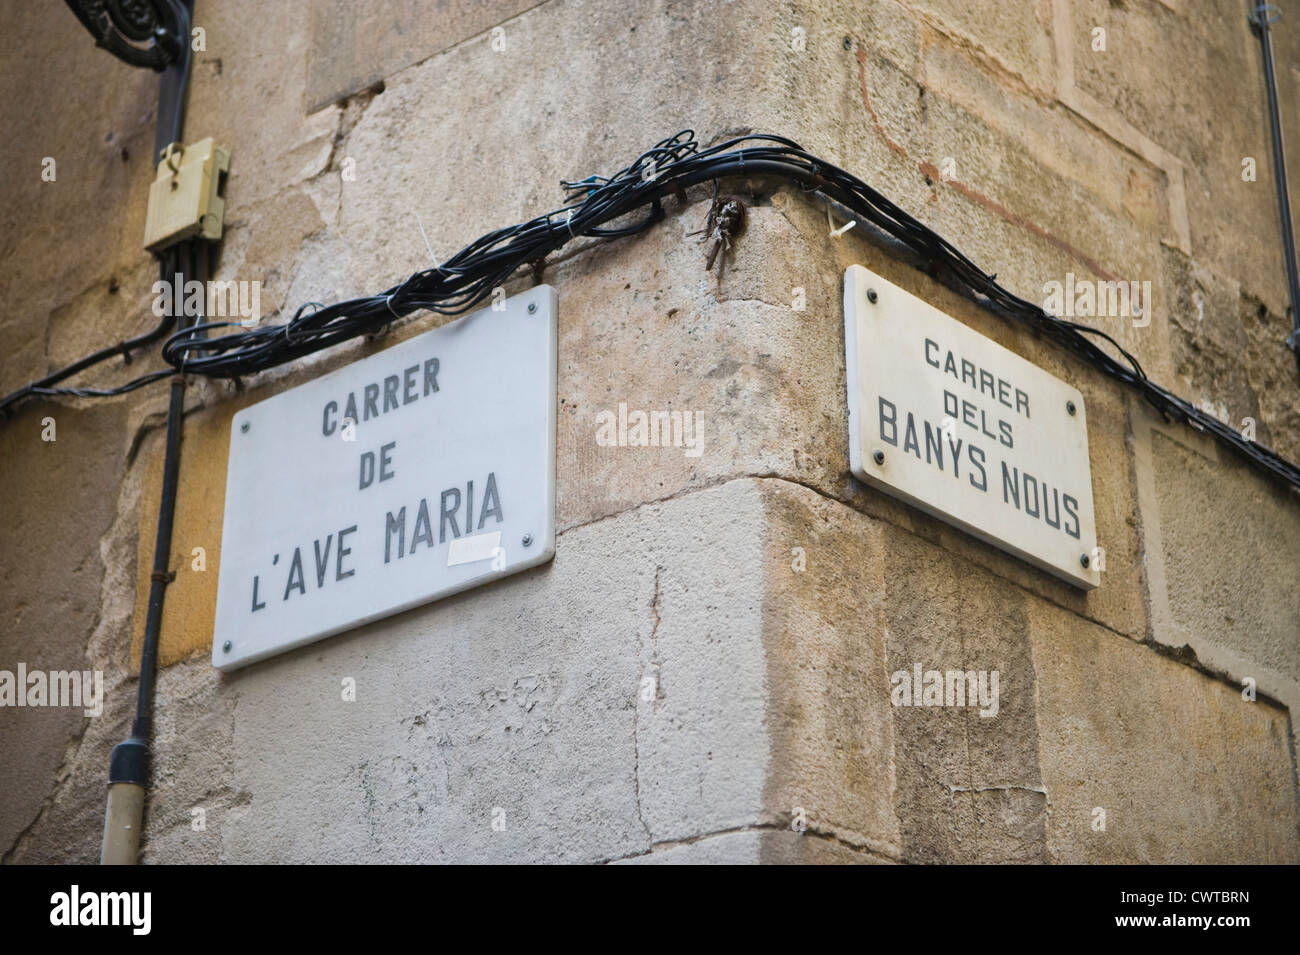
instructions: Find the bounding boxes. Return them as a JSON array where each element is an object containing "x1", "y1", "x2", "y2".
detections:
[
  {"x1": 1031, "y1": 597, "x2": 1300, "y2": 864},
  {"x1": 129, "y1": 393, "x2": 241, "y2": 670},
  {"x1": 0, "y1": 401, "x2": 129, "y2": 858},
  {"x1": 1069, "y1": 0, "x2": 1291, "y2": 314},
  {"x1": 2, "y1": 0, "x2": 1299, "y2": 863},
  {"x1": 0, "y1": 7, "x2": 157, "y2": 374},
  {"x1": 305, "y1": 0, "x2": 542, "y2": 111},
  {"x1": 881, "y1": 518, "x2": 1049, "y2": 863},
  {"x1": 616, "y1": 828, "x2": 894, "y2": 863},
  {"x1": 1133, "y1": 403, "x2": 1300, "y2": 746},
  {"x1": 759, "y1": 479, "x2": 901, "y2": 861}
]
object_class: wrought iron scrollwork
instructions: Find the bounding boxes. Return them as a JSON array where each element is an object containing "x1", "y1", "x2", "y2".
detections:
[{"x1": 63, "y1": 0, "x2": 188, "y2": 71}]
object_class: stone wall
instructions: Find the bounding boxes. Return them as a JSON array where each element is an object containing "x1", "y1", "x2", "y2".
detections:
[{"x1": 2, "y1": 0, "x2": 1298, "y2": 863}]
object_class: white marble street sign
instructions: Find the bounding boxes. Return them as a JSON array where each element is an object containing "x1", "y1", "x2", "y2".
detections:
[
  {"x1": 844, "y1": 265, "x2": 1100, "y2": 589},
  {"x1": 213, "y1": 286, "x2": 557, "y2": 670}
]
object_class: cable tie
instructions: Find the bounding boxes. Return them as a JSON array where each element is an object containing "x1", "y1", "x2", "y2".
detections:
[{"x1": 414, "y1": 211, "x2": 447, "y2": 276}]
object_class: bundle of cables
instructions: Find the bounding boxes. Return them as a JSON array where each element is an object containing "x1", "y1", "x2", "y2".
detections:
[{"x1": 5, "y1": 130, "x2": 1299, "y2": 490}]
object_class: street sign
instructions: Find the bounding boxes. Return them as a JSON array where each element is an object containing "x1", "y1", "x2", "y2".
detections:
[
  {"x1": 212, "y1": 286, "x2": 557, "y2": 670},
  {"x1": 844, "y1": 265, "x2": 1100, "y2": 589}
]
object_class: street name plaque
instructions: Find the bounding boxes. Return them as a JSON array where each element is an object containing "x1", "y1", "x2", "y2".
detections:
[
  {"x1": 212, "y1": 286, "x2": 557, "y2": 670},
  {"x1": 844, "y1": 265, "x2": 1100, "y2": 589}
]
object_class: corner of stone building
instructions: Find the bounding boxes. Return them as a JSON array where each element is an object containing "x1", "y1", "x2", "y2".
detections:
[{"x1": 3, "y1": 0, "x2": 1300, "y2": 867}]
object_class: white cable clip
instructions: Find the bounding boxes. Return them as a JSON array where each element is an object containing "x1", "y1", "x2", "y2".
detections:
[
  {"x1": 414, "y1": 211, "x2": 445, "y2": 275},
  {"x1": 828, "y1": 204, "x2": 856, "y2": 238}
]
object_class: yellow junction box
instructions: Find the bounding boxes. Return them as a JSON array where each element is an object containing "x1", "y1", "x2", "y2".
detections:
[{"x1": 142, "y1": 137, "x2": 229, "y2": 253}]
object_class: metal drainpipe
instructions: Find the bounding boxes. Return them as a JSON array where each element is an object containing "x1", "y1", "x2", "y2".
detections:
[
  {"x1": 1250, "y1": 3, "x2": 1300, "y2": 361},
  {"x1": 100, "y1": 0, "x2": 197, "y2": 865}
]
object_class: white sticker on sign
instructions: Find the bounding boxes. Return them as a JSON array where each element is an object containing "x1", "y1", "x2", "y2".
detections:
[
  {"x1": 446, "y1": 531, "x2": 502, "y2": 567},
  {"x1": 843, "y1": 265, "x2": 1100, "y2": 589},
  {"x1": 212, "y1": 286, "x2": 557, "y2": 670}
]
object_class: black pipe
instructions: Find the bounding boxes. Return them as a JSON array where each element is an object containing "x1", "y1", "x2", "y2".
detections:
[
  {"x1": 107, "y1": 245, "x2": 200, "y2": 789},
  {"x1": 1250, "y1": 3, "x2": 1300, "y2": 358},
  {"x1": 153, "y1": 1, "x2": 193, "y2": 161},
  {"x1": 105, "y1": 0, "x2": 197, "y2": 815}
]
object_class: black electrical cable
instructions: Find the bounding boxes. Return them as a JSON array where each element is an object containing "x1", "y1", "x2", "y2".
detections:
[
  {"x1": 1, "y1": 1, "x2": 194, "y2": 420},
  {"x1": 107, "y1": 238, "x2": 203, "y2": 794},
  {"x1": 0, "y1": 247, "x2": 178, "y2": 415},
  {"x1": 11, "y1": 130, "x2": 1300, "y2": 492}
]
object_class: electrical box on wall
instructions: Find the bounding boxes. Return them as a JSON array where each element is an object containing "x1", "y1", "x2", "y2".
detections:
[{"x1": 142, "y1": 137, "x2": 229, "y2": 253}]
